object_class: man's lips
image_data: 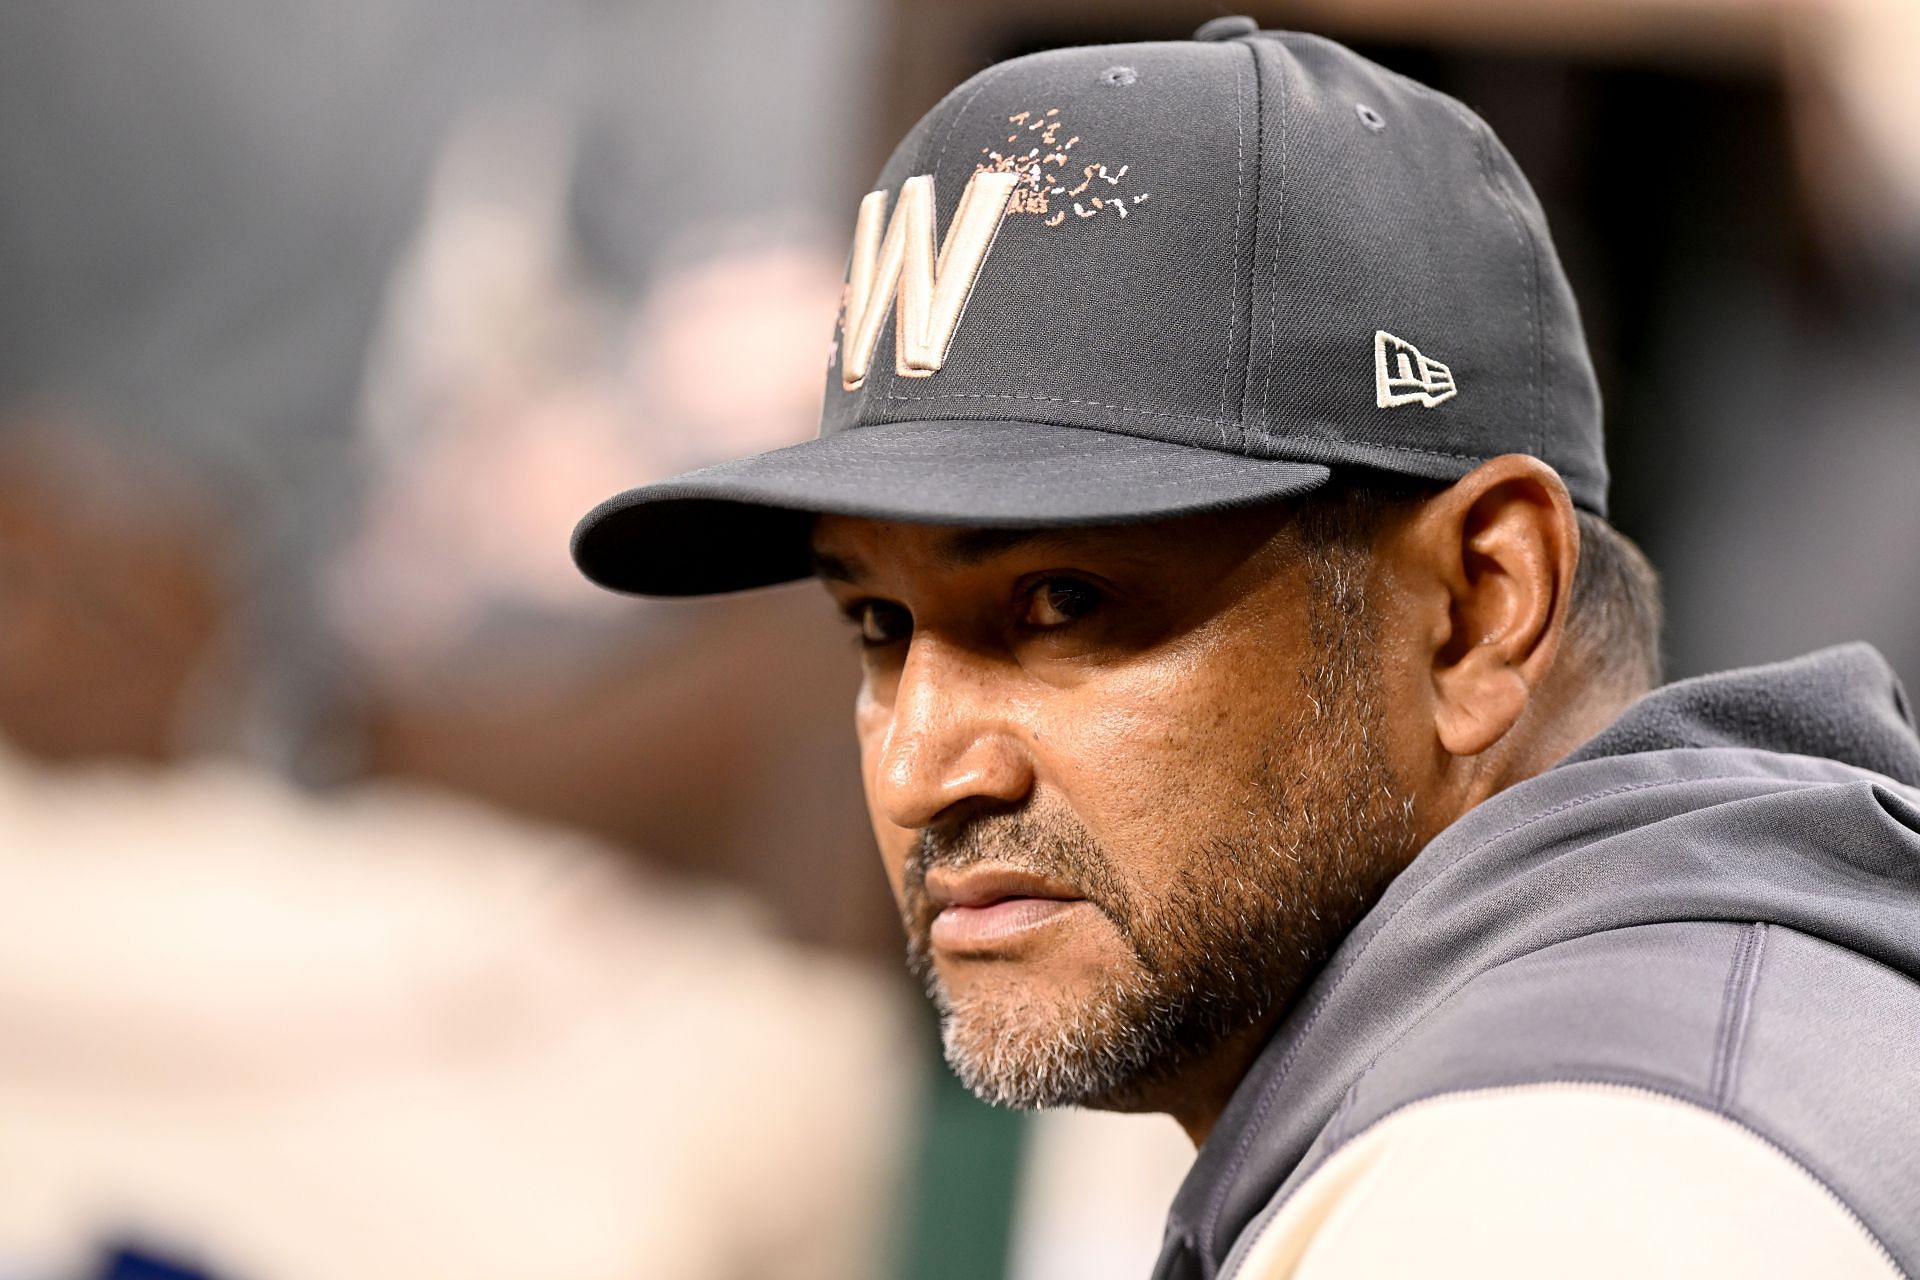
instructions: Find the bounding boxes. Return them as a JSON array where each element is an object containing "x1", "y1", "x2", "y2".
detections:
[
  {"x1": 925, "y1": 866, "x2": 1081, "y2": 910},
  {"x1": 924, "y1": 867, "x2": 1087, "y2": 953}
]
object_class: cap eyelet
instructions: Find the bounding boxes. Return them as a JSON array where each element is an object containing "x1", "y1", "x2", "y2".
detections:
[
  {"x1": 1355, "y1": 103, "x2": 1386, "y2": 132},
  {"x1": 1100, "y1": 65, "x2": 1137, "y2": 87}
]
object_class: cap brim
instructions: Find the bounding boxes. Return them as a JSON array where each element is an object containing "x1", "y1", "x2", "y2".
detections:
[{"x1": 572, "y1": 419, "x2": 1333, "y2": 596}]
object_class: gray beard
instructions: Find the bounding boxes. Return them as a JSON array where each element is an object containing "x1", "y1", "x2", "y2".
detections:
[{"x1": 906, "y1": 549, "x2": 1417, "y2": 1112}]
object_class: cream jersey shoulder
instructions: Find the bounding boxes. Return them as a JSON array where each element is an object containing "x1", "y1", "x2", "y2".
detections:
[{"x1": 1233, "y1": 1083, "x2": 1898, "y2": 1279}]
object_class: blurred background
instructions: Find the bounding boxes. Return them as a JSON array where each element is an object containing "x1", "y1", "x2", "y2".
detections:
[{"x1": 0, "y1": 1, "x2": 1915, "y2": 1277}]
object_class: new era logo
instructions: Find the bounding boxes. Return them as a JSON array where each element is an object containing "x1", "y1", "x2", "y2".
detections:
[{"x1": 1374, "y1": 331, "x2": 1457, "y2": 408}]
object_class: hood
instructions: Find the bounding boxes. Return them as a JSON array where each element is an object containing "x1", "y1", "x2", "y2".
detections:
[
  {"x1": 1561, "y1": 642, "x2": 1920, "y2": 780},
  {"x1": 1157, "y1": 644, "x2": 1920, "y2": 1279}
]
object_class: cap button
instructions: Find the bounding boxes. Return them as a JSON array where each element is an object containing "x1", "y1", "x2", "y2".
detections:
[{"x1": 1193, "y1": 15, "x2": 1258, "y2": 41}]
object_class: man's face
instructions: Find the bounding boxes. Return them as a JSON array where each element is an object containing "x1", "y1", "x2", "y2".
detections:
[{"x1": 812, "y1": 504, "x2": 1418, "y2": 1113}]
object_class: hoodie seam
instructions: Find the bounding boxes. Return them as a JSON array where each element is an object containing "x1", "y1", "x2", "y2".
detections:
[
  {"x1": 1325, "y1": 1079, "x2": 1363, "y2": 1149},
  {"x1": 1711, "y1": 922, "x2": 1768, "y2": 1109}
]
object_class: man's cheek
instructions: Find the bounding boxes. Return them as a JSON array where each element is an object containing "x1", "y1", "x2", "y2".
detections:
[
  {"x1": 1052, "y1": 717, "x2": 1259, "y2": 898},
  {"x1": 852, "y1": 702, "x2": 912, "y2": 904},
  {"x1": 1049, "y1": 700, "x2": 1247, "y2": 860},
  {"x1": 866, "y1": 804, "x2": 914, "y2": 906}
]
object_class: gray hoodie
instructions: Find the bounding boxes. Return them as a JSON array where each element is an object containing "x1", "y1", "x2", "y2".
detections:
[{"x1": 1153, "y1": 644, "x2": 1920, "y2": 1278}]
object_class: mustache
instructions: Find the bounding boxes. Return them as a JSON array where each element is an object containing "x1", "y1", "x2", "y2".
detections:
[{"x1": 902, "y1": 808, "x2": 1132, "y2": 948}]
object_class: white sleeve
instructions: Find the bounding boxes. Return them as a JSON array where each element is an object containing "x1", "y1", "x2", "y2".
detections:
[{"x1": 1234, "y1": 1083, "x2": 1898, "y2": 1279}]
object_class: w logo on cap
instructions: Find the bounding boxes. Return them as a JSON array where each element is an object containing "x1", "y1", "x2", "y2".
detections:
[
  {"x1": 1374, "y1": 331, "x2": 1457, "y2": 408},
  {"x1": 839, "y1": 171, "x2": 1022, "y2": 390}
]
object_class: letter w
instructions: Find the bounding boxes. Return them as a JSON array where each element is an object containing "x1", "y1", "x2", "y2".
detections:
[{"x1": 840, "y1": 171, "x2": 1020, "y2": 390}]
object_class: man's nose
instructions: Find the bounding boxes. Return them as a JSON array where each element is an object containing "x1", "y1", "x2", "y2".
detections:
[{"x1": 869, "y1": 632, "x2": 1034, "y2": 831}]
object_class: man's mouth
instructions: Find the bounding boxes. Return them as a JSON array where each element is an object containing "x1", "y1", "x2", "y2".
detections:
[{"x1": 923, "y1": 867, "x2": 1087, "y2": 954}]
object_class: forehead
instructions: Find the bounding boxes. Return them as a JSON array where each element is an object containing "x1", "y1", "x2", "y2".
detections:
[
  {"x1": 814, "y1": 520, "x2": 1099, "y2": 581},
  {"x1": 808, "y1": 507, "x2": 1293, "y2": 587}
]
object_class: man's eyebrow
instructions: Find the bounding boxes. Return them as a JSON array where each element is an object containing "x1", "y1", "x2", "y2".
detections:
[
  {"x1": 812, "y1": 525, "x2": 1134, "y2": 583},
  {"x1": 810, "y1": 547, "x2": 868, "y2": 584},
  {"x1": 934, "y1": 526, "x2": 1061, "y2": 567}
]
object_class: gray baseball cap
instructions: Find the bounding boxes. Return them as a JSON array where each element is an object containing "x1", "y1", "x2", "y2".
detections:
[{"x1": 573, "y1": 19, "x2": 1605, "y2": 596}]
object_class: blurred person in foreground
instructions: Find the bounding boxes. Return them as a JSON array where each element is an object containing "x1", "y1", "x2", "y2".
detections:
[
  {"x1": 574, "y1": 21, "x2": 1920, "y2": 1278},
  {"x1": 0, "y1": 738, "x2": 911, "y2": 1280},
  {"x1": 0, "y1": 426, "x2": 914, "y2": 1280}
]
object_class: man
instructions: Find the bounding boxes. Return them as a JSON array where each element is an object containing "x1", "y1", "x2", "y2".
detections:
[{"x1": 573, "y1": 20, "x2": 1920, "y2": 1275}]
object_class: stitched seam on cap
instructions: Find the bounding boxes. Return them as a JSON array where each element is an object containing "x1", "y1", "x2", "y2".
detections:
[
  {"x1": 1380, "y1": 69, "x2": 1544, "y2": 458},
  {"x1": 885, "y1": 390, "x2": 1225, "y2": 422},
  {"x1": 1500, "y1": 133, "x2": 1546, "y2": 461},
  {"x1": 1441, "y1": 94, "x2": 1540, "y2": 458},
  {"x1": 1466, "y1": 107, "x2": 1539, "y2": 459},
  {"x1": 1237, "y1": 40, "x2": 1268, "y2": 437},
  {"x1": 925, "y1": 57, "x2": 1019, "y2": 178},
  {"x1": 1218, "y1": 45, "x2": 1249, "y2": 449},
  {"x1": 872, "y1": 392, "x2": 1493, "y2": 463},
  {"x1": 1255, "y1": 39, "x2": 1289, "y2": 434}
]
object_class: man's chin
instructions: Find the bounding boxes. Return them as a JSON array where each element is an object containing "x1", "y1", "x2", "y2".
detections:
[{"x1": 930, "y1": 967, "x2": 1176, "y2": 1111}]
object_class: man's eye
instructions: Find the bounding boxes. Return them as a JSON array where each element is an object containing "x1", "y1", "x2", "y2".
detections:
[
  {"x1": 1023, "y1": 577, "x2": 1104, "y2": 629},
  {"x1": 853, "y1": 600, "x2": 912, "y2": 648}
]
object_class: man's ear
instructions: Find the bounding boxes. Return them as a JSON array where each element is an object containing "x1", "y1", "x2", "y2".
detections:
[{"x1": 1401, "y1": 455, "x2": 1579, "y2": 758}]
